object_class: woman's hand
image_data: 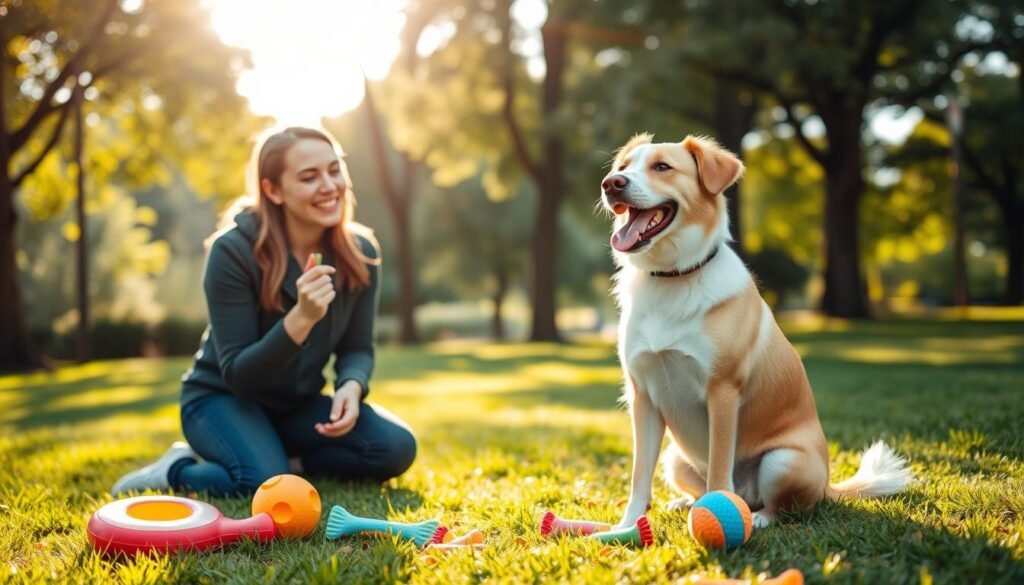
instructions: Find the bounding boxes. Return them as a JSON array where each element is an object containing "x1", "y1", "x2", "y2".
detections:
[
  {"x1": 295, "y1": 254, "x2": 336, "y2": 323},
  {"x1": 315, "y1": 380, "x2": 362, "y2": 437},
  {"x1": 284, "y1": 254, "x2": 335, "y2": 344}
]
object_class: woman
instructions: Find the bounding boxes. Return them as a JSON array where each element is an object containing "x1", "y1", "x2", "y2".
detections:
[{"x1": 112, "y1": 127, "x2": 416, "y2": 496}]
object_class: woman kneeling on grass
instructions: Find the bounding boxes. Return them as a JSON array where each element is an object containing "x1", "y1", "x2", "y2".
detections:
[{"x1": 112, "y1": 127, "x2": 416, "y2": 496}]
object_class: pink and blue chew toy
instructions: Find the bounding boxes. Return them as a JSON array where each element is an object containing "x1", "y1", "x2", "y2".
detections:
[{"x1": 540, "y1": 510, "x2": 654, "y2": 547}]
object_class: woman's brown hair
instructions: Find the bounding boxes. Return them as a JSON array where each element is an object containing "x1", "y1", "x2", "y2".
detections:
[{"x1": 214, "y1": 127, "x2": 377, "y2": 312}]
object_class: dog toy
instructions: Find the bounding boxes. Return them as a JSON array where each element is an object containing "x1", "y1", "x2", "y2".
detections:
[
  {"x1": 251, "y1": 474, "x2": 321, "y2": 539},
  {"x1": 425, "y1": 541, "x2": 487, "y2": 553},
  {"x1": 423, "y1": 529, "x2": 487, "y2": 555},
  {"x1": 303, "y1": 252, "x2": 323, "y2": 272},
  {"x1": 539, "y1": 510, "x2": 612, "y2": 536},
  {"x1": 683, "y1": 568, "x2": 804, "y2": 584},
  {"x1": 442, "y1": 528, "x2": 485, "y2": 545},
  {"x1": 587, "y1": 515, "x2": 654, "y2": 547},
  {"x1": 87, "y1": 495, "x2": 275, "y2": 555},
  {"x1": 325, "y1": 504, "x2": 443, "y2": 547},
  {"x1": 425, "y1": 528, "x2": 486, "y2": 551},
  {"x1": 688, "y1": 491, "x2": 752, "y2": 550}
]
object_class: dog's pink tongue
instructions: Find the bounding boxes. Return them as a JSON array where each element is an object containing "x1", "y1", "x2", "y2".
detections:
[{"x1": 612, "y1": 208, "x2": 658, "y2": 252}]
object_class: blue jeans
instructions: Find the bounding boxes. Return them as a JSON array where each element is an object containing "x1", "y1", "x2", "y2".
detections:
[{"x1": 173, "y1": 392, "x2": 417, "y2": 496}]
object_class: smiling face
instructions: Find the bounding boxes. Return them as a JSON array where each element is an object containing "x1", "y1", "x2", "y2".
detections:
[
  {"x1": 262, "y1": 137, "x2": 347, "y2": 233},
  {"x1": 601, "y1": 133, "x2": 744, "y2": 267}
]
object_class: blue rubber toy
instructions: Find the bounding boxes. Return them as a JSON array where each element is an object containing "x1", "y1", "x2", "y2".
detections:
[{"x1": 325, "y1": 505, "x2": 443, "y2": 547}]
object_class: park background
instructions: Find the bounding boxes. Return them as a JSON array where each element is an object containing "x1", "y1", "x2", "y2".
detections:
[{"x1": 1, "y1": 0, "x2": 1023, "y2": 583}]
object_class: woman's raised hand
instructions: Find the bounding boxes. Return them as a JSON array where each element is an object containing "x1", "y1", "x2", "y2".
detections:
[{"x1": 295, "y1": 253, "x2": 336, "y2": 324}]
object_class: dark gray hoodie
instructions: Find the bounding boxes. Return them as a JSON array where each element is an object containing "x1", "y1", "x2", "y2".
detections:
[{"x1": 180, "y1": 209, "x2": 379, "y2": 412}]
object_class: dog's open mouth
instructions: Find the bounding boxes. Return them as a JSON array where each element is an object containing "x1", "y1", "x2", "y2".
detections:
[{"x1": 611, "y1": 203, "x2": 678, "y2": 252}]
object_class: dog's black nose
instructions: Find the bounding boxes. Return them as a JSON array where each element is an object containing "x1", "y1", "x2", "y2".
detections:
[{"x1": 602, "y1": 174, "x2": 629, "y2": 196}]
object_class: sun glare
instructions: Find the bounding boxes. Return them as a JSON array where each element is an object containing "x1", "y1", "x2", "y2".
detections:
[{"x1": 205, "y1": 0, "x2": 407, "y2": 126}]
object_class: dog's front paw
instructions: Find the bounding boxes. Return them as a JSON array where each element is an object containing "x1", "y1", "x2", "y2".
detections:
[
  {"x1": 614, "y1": 515, "x2": 641, "y2": 531},
  {"x1": 751, "y1": 511, "x2": 775, "y2": 529},
  {"x1": 665, "y1": 495, "x2": 696, "y2": 512},
  {"x1": 615, "y1": 512, "x2": 646, "y2": 530}
]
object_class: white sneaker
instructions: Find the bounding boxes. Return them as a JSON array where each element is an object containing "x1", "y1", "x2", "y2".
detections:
[{"x1": 111, "y1": 441, "x2": 198, "y2": 496}]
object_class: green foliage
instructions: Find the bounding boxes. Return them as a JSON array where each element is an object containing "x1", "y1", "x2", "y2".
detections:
[
  {"x1": 18, "y1": 186, "x2": 170, "y2": 329},
  {"x1": 958, "y1": 67, "x2": 1023, "y2": 225},
  {"x1": 419, "y1": 176, "x2": 531, "y2": 299},
  {"x1": 379, "y1": 0, "x2": 537, "y2": 202},
  {"x1": 4, "y1": 0, "x2": 257, "y2": 184},
  {"x1": 747, "y1": 247, "x2": 810, "y2": 308},
  {"x1": 6, "y1": 0, "x2": 264, "y2": 345},
  {"x1": 2, "y1": 317, "x2": 1024, "y2": 582},
  {"x1": 741, "y1": 136, "x2": 824, "y2": 265}
]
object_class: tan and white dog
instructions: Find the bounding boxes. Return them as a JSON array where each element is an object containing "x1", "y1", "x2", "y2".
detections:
[{"x1": 602, "y1": 133, "x2": 912, "y2": 529}]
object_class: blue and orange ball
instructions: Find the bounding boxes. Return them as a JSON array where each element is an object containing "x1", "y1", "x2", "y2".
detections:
[{"x1": 687, "y1": 491, "x2": 752, "y2": 550}]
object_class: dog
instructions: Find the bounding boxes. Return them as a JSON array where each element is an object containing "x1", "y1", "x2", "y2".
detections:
[{"x1": 602, "y1": 133, "x2": 913, "y2": 529}]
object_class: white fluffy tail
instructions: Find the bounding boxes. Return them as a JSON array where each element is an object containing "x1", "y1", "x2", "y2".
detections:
[{"x1": 827, "y1": 441, "x2": 913, "y2": 500}]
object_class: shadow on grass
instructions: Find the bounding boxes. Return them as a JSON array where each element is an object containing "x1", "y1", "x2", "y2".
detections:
[
  {"x1": 695, "y1": 498, "x2": 1024, "y2": 585},
  {"x1": 0, "y1": 359, "x2": 188, "y2": 430},
  {"x1": 387, "y1": 341, "x2": 617, "y2": 375}
]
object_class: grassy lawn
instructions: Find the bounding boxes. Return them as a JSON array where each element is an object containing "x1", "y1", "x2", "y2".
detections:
[{"x1": 2, "y1": 315, "x2": 1023, "y2": 584}]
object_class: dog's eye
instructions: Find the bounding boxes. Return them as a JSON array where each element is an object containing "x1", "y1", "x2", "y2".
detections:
[{"x1": 653, "y1": 162, "x2": 672, "y2": 172}]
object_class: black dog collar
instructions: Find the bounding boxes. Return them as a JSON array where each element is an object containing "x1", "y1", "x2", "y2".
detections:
[{"x1": 650, "y1": 247, "x2": 719, "y2": 278}]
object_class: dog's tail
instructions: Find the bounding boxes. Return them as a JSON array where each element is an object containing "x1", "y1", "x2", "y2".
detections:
[{"x1": 826, "y1": 441, "x2": 913, "y2": 501}]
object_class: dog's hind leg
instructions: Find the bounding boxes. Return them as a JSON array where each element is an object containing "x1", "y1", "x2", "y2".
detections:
[
  {"x1": 663, "y1": 446, "x2": 706, "y2": 511},
  {"x1": 754, "y1": 446, "x2": 828, "y2": 529}
]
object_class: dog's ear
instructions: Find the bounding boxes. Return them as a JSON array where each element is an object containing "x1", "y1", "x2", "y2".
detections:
[{"x1": 682, "y1": 136, "x2": 744, "y2": 195}]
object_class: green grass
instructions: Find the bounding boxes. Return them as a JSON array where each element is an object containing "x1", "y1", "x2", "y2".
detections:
[{"x1": 2, "y1": 315, "x2": 1023, "y2": 584}]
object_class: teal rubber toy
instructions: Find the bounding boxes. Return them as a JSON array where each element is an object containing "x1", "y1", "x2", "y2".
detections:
[{"x1": 325, "y1": 505, "x2": 442, "y2": 547}]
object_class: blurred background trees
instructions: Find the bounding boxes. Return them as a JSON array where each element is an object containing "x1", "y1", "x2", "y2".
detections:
[{"x1": 2, "y1": 0, "x2": 1020, "y2": 370}]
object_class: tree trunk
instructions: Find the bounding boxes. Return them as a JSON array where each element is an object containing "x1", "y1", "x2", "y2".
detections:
[
  {"x1": 1002, "y1": 200, "x2": 1023, "y2": 305},
  {"x1": 362, "y1": 80, "x2": 419, "y2": 344},
  {"x1": 74, "y1": 95, "x2": 92, "y2": 362},
  {"x1": 392, "y1": 208, "x2": 419, "y2": 344},
  {"x1": 0, "y1": 175, "x2": 48, "y2": 371},
  {"x1": 491, "y1": 260, "x2": 508, "y2": 341},
  {"x1": 528, "y1": 23, "x2": 567, "y2": 342},
  {"x1": 947, "y1": 99, "x2": 969, "y2": 307},
  {"x1": 713, "y1": 84, "x2": 756, "y2": 259},
  {"x1": 820, "y1": 109, "x2": 871, "y2": 319}
]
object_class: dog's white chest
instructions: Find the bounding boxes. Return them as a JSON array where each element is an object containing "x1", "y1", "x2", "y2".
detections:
[
  {"x1": 622, "y1": 311, "x2": 716, "y2": 467},
  {"x1": 619, "y1": 277, "x2": 717, "y2": 394},
  {"x1": 615, "y1": 259, "x2": 750, "y2": 469},
  {"x1": 622, "y1": 311, "x2": 714, "y2": 396}
]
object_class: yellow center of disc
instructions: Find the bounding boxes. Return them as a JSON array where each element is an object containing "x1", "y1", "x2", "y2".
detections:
[{"x1": 126, "y1": 500, "x2": 194, "y2": 521}]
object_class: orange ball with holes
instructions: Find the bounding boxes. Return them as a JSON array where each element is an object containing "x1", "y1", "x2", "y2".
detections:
[{"x1": 251, "y1": 474, "x2": 322, "y2": 539}]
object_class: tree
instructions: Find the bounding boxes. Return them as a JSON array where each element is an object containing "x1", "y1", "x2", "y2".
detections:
[
  {"x1": 958, "y1": 73, "x2": 1023, "y2": 304},
  {"x1": 419, "y1": 177, "x2": 531, "y2": 340},
  {"x1": 1, "y1": 0, "x2": 250, "y2": 369},
  {"x1": 915, "y1": 68, "x2": 1024, "y2": 305},
  {"x1": 387, "y1": 0, "x2": 661, "y2": 341},
  {"x1": 675, "y1": 0, "x2": 981, "y2": 318},
  {"x1": 955, "y1": 0, "x2": 1024, "y2": 304},
  {"x1": 362, "y1": 81, "x2": 422, "y2": 344},
  {"x1": 355, "y1": 7, "x2": 440, "y2": 345}
]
